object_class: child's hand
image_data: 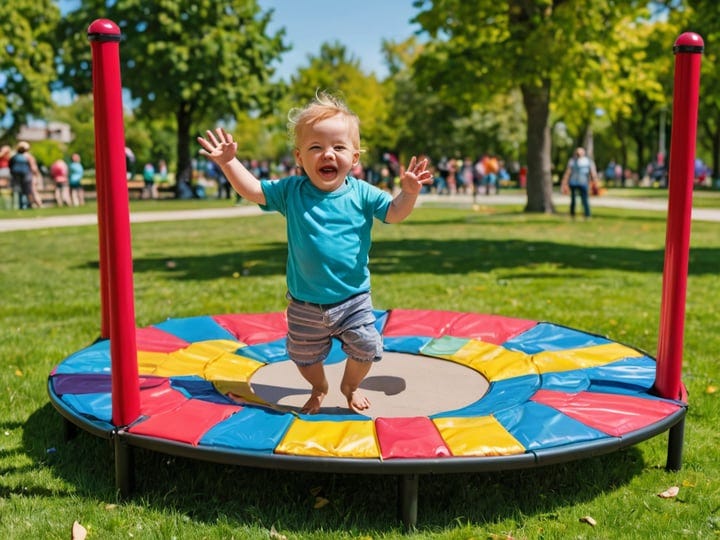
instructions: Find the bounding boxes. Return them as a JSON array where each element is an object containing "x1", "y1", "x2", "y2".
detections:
[
  {"x1": 399, "y1": 156, "x2": 433, "y2": 194},
  {"x1": 197, "y1": 128, "x2": 238, "y2": 166}
]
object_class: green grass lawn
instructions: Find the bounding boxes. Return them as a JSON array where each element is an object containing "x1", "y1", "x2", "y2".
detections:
[
  {"x1": 1, "y1": 202, "x2": 719, "y2": 539},
  {"x1": 602, "y1": 187, "x2": 720, "y2": 209}
]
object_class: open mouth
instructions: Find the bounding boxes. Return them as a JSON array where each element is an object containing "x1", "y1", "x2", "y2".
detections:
[{"x1": 319, "y1": 166, "x2": 338, "y2": 178}]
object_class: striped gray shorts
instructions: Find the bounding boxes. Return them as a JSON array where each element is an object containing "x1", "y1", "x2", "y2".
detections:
[{"x1": 285, "y1": 291, "x2": 383, "y2": 367}]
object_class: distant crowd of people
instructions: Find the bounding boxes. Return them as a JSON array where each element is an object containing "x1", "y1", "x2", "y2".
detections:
[
  {"x1": 194, "y1": 152, "x2": 517, "y2": 203},
  {"x1": 140, "y1": 159, "x2": 168, "y2": 199},
  {"x1": 0, "y1": 141, "x2": 84, "y2": 210},
  {"x1": 4, "y1": 139, "x2": 710, "y2": 212}
]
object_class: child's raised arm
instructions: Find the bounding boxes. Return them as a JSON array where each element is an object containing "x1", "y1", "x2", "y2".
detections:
[
  {"x1": 385, "y1": 156, "x2": 433, "y2": 223},
  {"x1": 197, "y1": 128, "x2": 266, "y2": 205}
]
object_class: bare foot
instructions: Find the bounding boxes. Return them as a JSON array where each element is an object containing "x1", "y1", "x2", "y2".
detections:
[
  {"x1": 300, "y1": 387, "x2": 327, "y2": 414},
  {"x1": 340, "y1": 358, "x2": 373, "y2": 413},
  {"x1": 297, "y1": 363, "x2": 329, "y2": 414},
  {"x1": 345, "y1": 389, "x2": 371, "y2": 413}
]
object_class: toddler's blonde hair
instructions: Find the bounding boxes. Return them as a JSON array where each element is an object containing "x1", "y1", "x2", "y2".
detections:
[{"x1": 288, "y1": 91, "x2": 362, "y2": 152}]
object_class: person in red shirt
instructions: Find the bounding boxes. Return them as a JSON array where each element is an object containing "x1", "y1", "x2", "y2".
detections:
[{"x1": 50, "y1": 158, "x2": 71, "y2": 207}]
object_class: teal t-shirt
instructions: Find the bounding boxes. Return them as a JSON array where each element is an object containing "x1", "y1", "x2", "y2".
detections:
[
  {"x1": 68, "y1": 162, "x2": 84, "y2": 186},
  {"x1": 260, "y1": 175, "x2": 393, "y2": 304}
]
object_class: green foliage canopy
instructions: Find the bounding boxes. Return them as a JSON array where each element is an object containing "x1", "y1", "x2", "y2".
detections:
[
  {"x1": 0, "y1": 0, "x2": 60, "y2": 140},
  {"x1": 56, "y1": 0, "x2": 287, "y2": 189},
  {"x1": 411, "y1": 0, "x2": 658, "y2": 212},
  {"x1": 674, "y1": 1, "x2": 720, "y2": 177}
]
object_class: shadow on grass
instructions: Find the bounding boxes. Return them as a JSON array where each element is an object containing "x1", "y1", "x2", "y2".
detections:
[
  {"x1": 109, "y1": 236, "x2": 720, "y2": 280},
  {"x1": 26, "y1": 403, "x2": 649, "y2": 532}
]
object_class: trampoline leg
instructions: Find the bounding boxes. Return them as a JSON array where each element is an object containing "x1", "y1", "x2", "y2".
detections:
[
  {"x1": 114, "y1": 435, "x2": 135, "y2": 497},
  {"x1": 398, "y1": 474, "x2": 419, "y2": 529},
  {"x1": 666, "y1": 417, "x2": 685, "y2": 471}
]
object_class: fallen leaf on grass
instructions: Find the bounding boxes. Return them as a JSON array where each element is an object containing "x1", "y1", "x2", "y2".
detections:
[
  {"x1": 314, "y1": 496, "x2": 330, "y2": 509},
  {"x1": 706, "y1": 385, "x2": 717, "y2": 394},
  {"x1": 657, "y1": 486, "x2": 680, "y2": 498},
  {"x1": 269, "y1": 525, "x2": 287, "y2": 540},
  {"x1": 579, "y1": 515, "x2": 597, "y2": 527},
  {"x1": 71, "y1": 521, "x2": 87, "y2": 540},
  {"x1": 104, "y1": 503, "x2": 118, "y2": 510}
]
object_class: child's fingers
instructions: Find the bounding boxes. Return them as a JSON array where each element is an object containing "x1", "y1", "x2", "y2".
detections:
[
  {"x1": 206, "y1": 129, "x2": 221, "y2": 145},
  {"x1": 196, "y1": 136, "x2": 213, "y2": 152},
  {"x1": 213, "y1": 127, "x2": 235, "y2": 144}
]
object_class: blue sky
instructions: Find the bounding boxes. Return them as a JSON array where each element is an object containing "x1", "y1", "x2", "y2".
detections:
[{"x1": 257, "y1": 0, "x2": 423, "y2": 79}]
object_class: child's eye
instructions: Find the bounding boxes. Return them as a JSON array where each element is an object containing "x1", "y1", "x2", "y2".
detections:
[{"x1": 334, "y1": 145, "x2": 347, "y2": 151}]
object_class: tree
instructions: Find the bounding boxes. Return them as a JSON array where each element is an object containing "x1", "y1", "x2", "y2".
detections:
[
  {"x1": 383, "y1": 36, "x2": 461, "y2": 161},
  {"x1": 56, "y1": 0, "x2": 287, "y2": 196},
  {"x1": 0, "y1": 0, "x2": 61, "y2": 140},
  {"x1": 551, "y1": 13, "x2": 676, "y2": 178},
  {"x1": 412, "y1": 0, "x2": 654, "y2": 212},
  {"x1": 231, "y1": 103, "x2": 294, "y2": 163},
  {"x1": 47, "y1": 95, "x2": 96, "y2": 163},
  {"x1": 671, "y1": 1, "x2": 720, "y2": 180}
]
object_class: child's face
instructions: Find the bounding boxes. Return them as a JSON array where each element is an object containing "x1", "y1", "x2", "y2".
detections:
[{"x1": 294, "y1": 114, "x2": 360, "y2": 192}]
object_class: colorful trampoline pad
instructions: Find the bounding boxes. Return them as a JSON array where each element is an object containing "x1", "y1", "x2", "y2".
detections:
[
  {"x1": 153, "y1": 316, "x2": 238, "y2": 343},
  {"x1": 200, "y1": 406, "x2": 295, "y2": 453},
  {"x1": 382, "y1": 309, "x2": 536, "y2": 344},
  {"x1": 276, "y1": 417, "x2": 379, "y2": 458},
  {"x1": 48, "y1": 309, "x2": 686, "y2": 463},
  {"x1": 504, "y1": 322, "x2": 612, "y2": 354}
]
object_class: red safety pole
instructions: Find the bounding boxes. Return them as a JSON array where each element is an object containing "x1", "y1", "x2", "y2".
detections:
[
  {"x1": 88, "y1": 19, "x2": 141, "y2": 427},
  {"x1": 655, "y1": 32, "x2": 703, "y2": 400},
  {"x1": 90, "y1": 35, "x2": 111, "y2": 340}
]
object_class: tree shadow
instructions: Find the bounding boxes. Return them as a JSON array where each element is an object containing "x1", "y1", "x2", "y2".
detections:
[{"x1": 108, "y1": 237, "x2": 719, "y2": 281}]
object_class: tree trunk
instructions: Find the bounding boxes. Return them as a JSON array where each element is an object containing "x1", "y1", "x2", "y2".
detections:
[
  {"x1": 522, "y1": 81, "x2": 555, "y2": 213},
  {"x1": 712, "y1": 126, "x2": 720, "y2": 181},
  {"x1": 175, "y1": 102, "x2": 194, "y2": 199},
  {"x1": 703, "y1": 116, "x2": 720, "y2": 180}
]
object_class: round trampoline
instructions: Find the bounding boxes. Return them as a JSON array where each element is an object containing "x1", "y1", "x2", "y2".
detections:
[
  {"x1": 49, "y1": 309, "x2": 687, "y2": 466},
  {"x1": 47, "y1": 21, "x2": 700, "y2": 527}
]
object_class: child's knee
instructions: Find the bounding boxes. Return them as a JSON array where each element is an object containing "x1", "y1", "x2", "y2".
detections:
[{"x1": 341, "y1": 325, "x2": 382, "y2": 362}]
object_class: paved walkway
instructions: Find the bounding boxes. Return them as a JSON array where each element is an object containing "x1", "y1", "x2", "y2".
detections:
[
  {"x1": 0, "y1": 205, "x2": 265, "y2": 233},
  {"x1": 1, "y1": 192, "x2": 719, "y2": 233},
  {"x1": 420, "y1": 192, "x2": 720, "y2": 222}
]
